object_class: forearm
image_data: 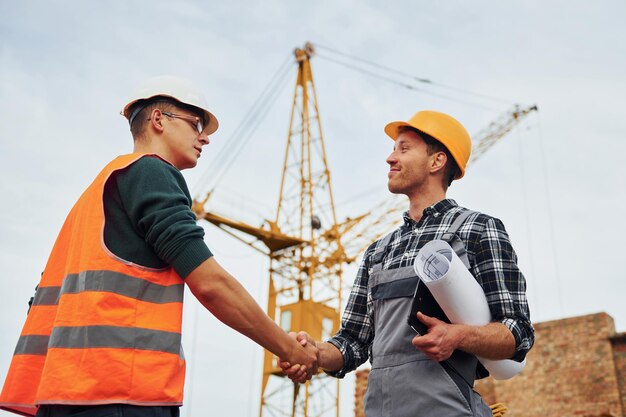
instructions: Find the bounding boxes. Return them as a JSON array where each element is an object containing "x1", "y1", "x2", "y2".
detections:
[
  {"x1": 413, "y1": 312, "x2": 517, "y2": 362},
  {"x1": 186, "y1": 258, "x2": 297, "y2": 360},
  {"x1": 455, "y1": 322, "x2": 516, "y2": 360}
]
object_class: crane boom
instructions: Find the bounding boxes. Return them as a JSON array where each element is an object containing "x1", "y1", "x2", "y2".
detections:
[{"x1": 468, "y1": 104, "x2": 538, "y2": 165}]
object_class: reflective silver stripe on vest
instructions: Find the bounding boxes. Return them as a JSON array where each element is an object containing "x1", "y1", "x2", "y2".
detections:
[
  {"x1": 14, "y1": 335, "x2": 50, "y2": 355},
  {"x1": 59, "y1": 270, "x2": 183, "y2": 304},
  {"x1": 49, "y1": 325, "x2": 182, "y2": 355},
  {"x1": 32, "y1": 286, "x2": 62, "y2": 306},
  {"x1": 32, "y1": 271, "x2": 183, "y2": 307}
]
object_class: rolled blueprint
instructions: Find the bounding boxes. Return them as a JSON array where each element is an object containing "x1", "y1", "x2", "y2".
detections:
[{"x1": 413, "y1": 240, "x2": 525, "y2": 380}]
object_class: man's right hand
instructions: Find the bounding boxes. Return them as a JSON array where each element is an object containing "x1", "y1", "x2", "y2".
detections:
[{"x1": 280, "y1": 331, "x2": 318, "y2": 383}]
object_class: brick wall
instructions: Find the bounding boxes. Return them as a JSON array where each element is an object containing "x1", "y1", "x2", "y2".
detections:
[
  {"x1": 612, "y1": 333, "x2": 626, "y2": 415},
  {"x1": 354, "y1": 313, "x2": 625, "y2": 417},
  {"x1": 354, "y1": 370, "x2": 369, "y2": 417}
]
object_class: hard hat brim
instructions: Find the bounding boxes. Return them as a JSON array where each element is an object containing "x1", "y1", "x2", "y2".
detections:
[
  {"x1": 198, "y1": 108, "x2": 219, "y2": 136},
  {"x1": 384, "y1": 121, "x2": 413, "y2": 141},
  {"x1": 122, "y1": 95, "x2": 219, "y2": 136}
]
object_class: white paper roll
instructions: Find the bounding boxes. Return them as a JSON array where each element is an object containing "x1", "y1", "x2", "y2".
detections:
[{"x1": 413, "y1": 240, "x2": 525, "y2": 380}]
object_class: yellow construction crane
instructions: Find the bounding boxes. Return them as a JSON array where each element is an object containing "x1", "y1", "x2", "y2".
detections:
[
  {"x1": 192, "y1": 42, "x2": 537, "y2": 417},
  {"x1": 194, "y1": 42, "x2": 346, "y2": 417}
]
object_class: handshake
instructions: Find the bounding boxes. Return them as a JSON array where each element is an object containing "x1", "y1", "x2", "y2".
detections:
[{"x1": 279, "y1": 331, "x2": 320, "y2": 384}]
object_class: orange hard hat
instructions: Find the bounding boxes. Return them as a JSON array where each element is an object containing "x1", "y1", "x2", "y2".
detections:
[{"x1": 384, "y1": 110, "x2": 472, "y2": 179}]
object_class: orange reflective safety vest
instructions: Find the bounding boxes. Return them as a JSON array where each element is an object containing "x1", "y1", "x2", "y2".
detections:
[{"x1": 0, "y1": 154, "x2": 186, "y2": 416}]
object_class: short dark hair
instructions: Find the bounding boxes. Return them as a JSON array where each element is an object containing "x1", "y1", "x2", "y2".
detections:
[
  {"x1": 128, "y1": 97, "x2": 205, "y2": 140},
  {"x1": 398, "y1": 126, "x2": 459, "y2": 188}
]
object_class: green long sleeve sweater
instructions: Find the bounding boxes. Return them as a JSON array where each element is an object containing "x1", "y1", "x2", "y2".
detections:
[{"x1": 103, "y1": 155, "x2": 212, "y2": 278}]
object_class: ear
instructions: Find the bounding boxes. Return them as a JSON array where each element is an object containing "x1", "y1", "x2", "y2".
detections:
[
  {"x1": 429, "y1": 151, "x2": 447, "y2": 175},
  {"x1": 149, "y1": 109, "x2": 165, "y2": 134}
]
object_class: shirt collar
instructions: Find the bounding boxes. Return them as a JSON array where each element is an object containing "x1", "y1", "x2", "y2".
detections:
[{"x1": 402, "y1": 198, "x2": 459, "y2": 227}]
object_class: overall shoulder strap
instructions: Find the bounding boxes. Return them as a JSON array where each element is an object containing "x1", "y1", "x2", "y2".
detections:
[
  {"x1": 371, "y1": 231, "x2": 395, "y2": 265},
  {"x1": 441, "y1": 209, "x2": 474, "y2": 239},
  {"x1": 440, "y1": 209, "x2": 475, "y2": 270}
]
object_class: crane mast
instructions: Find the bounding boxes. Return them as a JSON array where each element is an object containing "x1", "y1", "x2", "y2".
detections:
[
  {"x1": 194, "y1": 43, "x2": 344, "y2": 417},
  {"x1": 258, "y1": 42, "x2": 344, "y2": 417}
]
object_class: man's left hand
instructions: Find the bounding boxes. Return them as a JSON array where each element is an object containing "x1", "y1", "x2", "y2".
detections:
[{"x1": 411, "y1": 312, "x2": 462, "y2": 362}]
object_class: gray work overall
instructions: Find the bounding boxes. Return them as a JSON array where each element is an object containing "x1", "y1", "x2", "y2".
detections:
[{"x1": 363, "y1": 211, "x2": 493, "y2": 417}]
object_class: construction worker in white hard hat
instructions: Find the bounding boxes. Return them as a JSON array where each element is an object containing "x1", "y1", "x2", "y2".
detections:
[
  {"x1": 280, "y1": 110, "x2": 534, "y2": 417},
  {"x1": 0, "y1": 75, "x2": 318, "y2": 417}
]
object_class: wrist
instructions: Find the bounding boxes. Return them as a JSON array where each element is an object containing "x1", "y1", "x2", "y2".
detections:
[
  {"x1": 453, "y1": 324, "x2": 474, "y2": 352},
  {"x1": 318, "y1": 342, "x2": 343, "y2": 372},
  {"x1": 282, "y1": 333, "x2": 299, "y2": 363}
]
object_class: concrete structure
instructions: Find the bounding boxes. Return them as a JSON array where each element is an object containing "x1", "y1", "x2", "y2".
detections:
[{"x1": 354, "y1": 312, "x2": 626, "y2": 417}]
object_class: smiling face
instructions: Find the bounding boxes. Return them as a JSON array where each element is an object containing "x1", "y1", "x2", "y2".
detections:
[{"x1": 386, "y1": 129, "x2": 434, "y2": 197}]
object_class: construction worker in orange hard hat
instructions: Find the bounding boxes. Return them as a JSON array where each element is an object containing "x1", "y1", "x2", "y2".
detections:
[
  {"x1": 0, "y1": 75, "x2": 318, "y2": 417},
  {"x1": 280, "y1": 110, "x2": 534, "y2": 417},
  {"x1": 384, "y1": 110, "x2": 472, "y2": 181}
]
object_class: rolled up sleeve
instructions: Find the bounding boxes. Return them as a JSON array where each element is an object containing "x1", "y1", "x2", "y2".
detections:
[
  {"x1": 473, "y1": 217, "x2": 534, "y2": 361},
  {"x1": 325, "y1": 250, "x2": 374, "y2": 378}
]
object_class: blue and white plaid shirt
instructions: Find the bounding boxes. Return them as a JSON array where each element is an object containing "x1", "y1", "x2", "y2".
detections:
[{"x1": 327, "y1": 199, "x2": 534, "y2": 377}]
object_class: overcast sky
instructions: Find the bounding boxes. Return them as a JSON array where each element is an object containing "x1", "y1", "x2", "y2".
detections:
[{"x1": 1, "y1": 1, "x2": 625, "y2": 416}]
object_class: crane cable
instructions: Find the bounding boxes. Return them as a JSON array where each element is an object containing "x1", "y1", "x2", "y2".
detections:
[
  {"x1": 193, "y1": 53, "x2": 292, "y2": 194},
  {"x1": 314, "y1": 43, "x2": 514, "y2": 107},
  {"x1": 315, "y1": 52, "x2": 500, "y2": 112},
  {"x1": 194, "y1": 42, "x2": 523, "y2": 200},
  {"x1": 535, "y1": 111, "x2": 563, "y2": 316},
  {"x1": 192, "y1": 52, "x2": 295, "y2": 198},
  {"x1": 515, "y1": 123, "x2": 538, "y2": 317},
  {"x1": 185, "y1": 53, "x2": 293, "y2": 417}
]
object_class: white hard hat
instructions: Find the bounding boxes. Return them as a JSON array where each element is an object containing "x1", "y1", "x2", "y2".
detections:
[{"x1": 121, "y1": 75, "x2": 219, "y2": 135}]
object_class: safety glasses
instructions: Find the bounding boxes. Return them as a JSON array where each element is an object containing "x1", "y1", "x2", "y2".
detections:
[{"x1": 161, "y1": 111, "x2": 204, "y2": 134}]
